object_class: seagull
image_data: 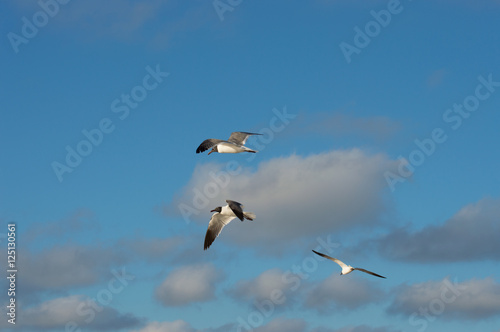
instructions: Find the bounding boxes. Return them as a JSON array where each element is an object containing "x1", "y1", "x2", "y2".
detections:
[
  {"x1": 312, "y1": 250, "x2": 386, "y2": 279},
  {"x1": 204, "y1": 200, "x2": 256, "y2": 250},
  {"x1": 196, "y1": 132, "x2": 261, "y2": 155}
]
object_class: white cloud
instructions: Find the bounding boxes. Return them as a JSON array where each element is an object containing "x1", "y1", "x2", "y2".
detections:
[
  {"x1": 170, "y1": 149, "x2": 399, "y2": 252},
  {"x1": 228, "y1": 268, "x2": 294, "y2": 306},
  {"x1": 155, "y1": 263, "x2": 222, "y2": 306},
  {"x1": 254, "y1": 318, "x2": 307, "y2": 332},
  {"x1": 133, "y1": 320, "x2": 196, "y2": 332},
  {"x1": 304, "y1": 274, "x2": 385, "y2": 312},
  {"x1": 377, "y1": 197, "x2": 500, "y2": 262},
  {"x1": 235, "y1": 318, "x2": 399, "y2": 332},
  {"x1": 312, "y1": 326, "x2": 401, "y2": 332},
  {"x1": 132, "y1": 320, "x2": 235, "y2": 332},
  {"x1": 388, "y1": 277, "x2": 500, "y2": 320}
]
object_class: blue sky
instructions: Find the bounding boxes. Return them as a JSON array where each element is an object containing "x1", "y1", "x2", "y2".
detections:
[{"x1": 1, "y1": 0, "x2": 500, "y2": 331}]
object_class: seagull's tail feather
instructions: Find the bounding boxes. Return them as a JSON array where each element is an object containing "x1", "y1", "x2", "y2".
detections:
[
  {"x1": 243, "y1": 146, "x2": 258, "y2": 153},
  {"x1": 243, "y1": 212, "x2": 256, "y2": 221}
]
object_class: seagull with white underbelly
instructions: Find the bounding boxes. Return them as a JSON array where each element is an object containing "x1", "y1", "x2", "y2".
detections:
[
  {"x1": 204, "y1": 200, "x2": 256, "y2": 250},
  {"x1": 312, "y1": 250, "x2": 386, "y2": 279},
  {"x1": 196, "y1": 132, "x2": 261, "y2": 155}
]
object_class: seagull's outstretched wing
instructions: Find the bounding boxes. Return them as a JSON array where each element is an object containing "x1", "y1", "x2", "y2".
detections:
[
  {"x1": 196, "y1": 139, "x2": 224, "y2": 153},
  {"x1": 226, "y1": 200, "x2": 244, "y2": 221},
  {"x1": 312, "y1": 250, "x2": 348, "y2": 269},
  {"x1": 204, "y1": 213, "x2": 236, "y2": 250},
  {"x1": 354, "y1": 268, "x2": 386, "y2": 279},
  {"x1": 227, "y1": 132, "x2": 261, "y2": 145}
]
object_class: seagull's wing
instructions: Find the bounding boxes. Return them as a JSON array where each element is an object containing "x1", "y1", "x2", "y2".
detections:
[
  {"x1": 312, "y1": 250, "x2": 348, "y2": 269},
  {"x1": 196, "y1": 139, "x2": 224, "y2": 153},
  {"x1": 354, "y1": 268, "x2": 386, "y2": 279},
  {"x1": 226, "y1": 200, "x2": 244, "y2": 221},
  {"x1": 204, "y1": 213, "x2": 236, "y2": 250},
  {"x1": 227, "y1": 132, "x2": 261, "y2": 145}
]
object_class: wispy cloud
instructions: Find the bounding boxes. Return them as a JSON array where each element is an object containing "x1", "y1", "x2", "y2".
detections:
[
  {"x1": 8, "y1": 0, "x2": 213, "y2": 46},
  {"x1": 426, "y1": 68, "x2": 448, "y2": 88},
  {"x1": 56, "y1": 0, "x2": 165, "y2": 41},
  {"x1": 116, "y1": 236, "x2": 184, "y2": 262},
  {"x1": 290, "y1": 112, "x2": 402, "y2": 142},
  {"x1": 23, "y1": 208, "x2": 97, "y2": 245}
]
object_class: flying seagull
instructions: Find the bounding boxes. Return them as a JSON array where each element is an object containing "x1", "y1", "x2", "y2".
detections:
[
  {"x1": 312, "y1": 250, "x2": 386, "y2": 279},
  {"x1": 196, "y1": 132, "x2": 261, "y2": 155},
  {"x1": 204, "y1": 200, "x2": 256, "y2": 250}
]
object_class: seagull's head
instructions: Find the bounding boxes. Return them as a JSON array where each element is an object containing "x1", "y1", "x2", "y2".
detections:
[
  {"x1": 210, "y1": 206, "x2": 222, "y2": 213},
  {"x1": 208, "y1": 146, "x2": 218, "y2": 155}
]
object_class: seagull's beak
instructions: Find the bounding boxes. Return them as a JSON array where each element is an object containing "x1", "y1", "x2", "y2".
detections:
[
  {"x1": 210, "y1": 209, "x2": 216, "y2": 212},
  {"x1": 208, "y1": 150, "x2": 213, "y2": 155}
]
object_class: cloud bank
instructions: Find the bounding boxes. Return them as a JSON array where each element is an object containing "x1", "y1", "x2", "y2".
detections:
[
  {"x1": 377, "y1": 198, "x2": 500, "y2": 262},
  {"x1": 0, "y1": 295, "x2": 142, "y2": 330},
  {"x1": 388, "y1": 277, "x2": 500, "y2": 320},
  {"x1": 170, "y1": 149, "x2": 400, "y2": 251}
]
